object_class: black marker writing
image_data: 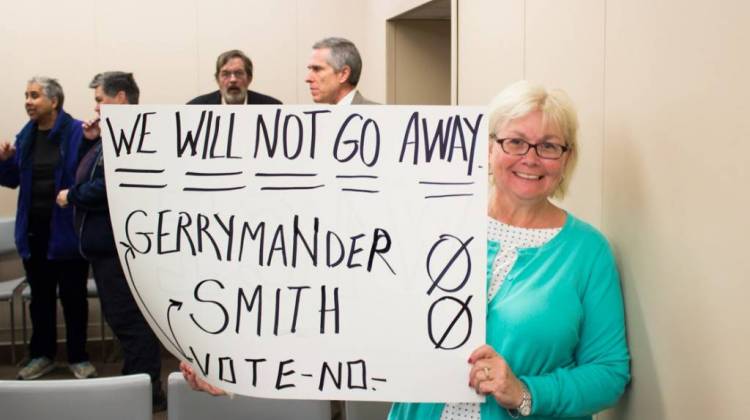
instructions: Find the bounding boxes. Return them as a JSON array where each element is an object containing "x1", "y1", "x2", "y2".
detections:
[
  {"x1": 425, "y1": 234, "x2": 475, "y2": 351},
  {"x1": 333, "y1": 113, "x2": 380, "y2": 167},
  {"x1": 106, "y1": 112, "x2": 156, "y2": 156},
  {"x1": 254, "y1": 109, "x2": 330, "y2": 160},
  {"x1": 427, "y1": 295, "x2": 474, "y2": 350},
  {"x1": 175, "y1": 111, "x2": 239, "y2": 159},
  {"x1": 123, "y1": 210, "x2": 395, "y2": 273},
  {"x1": 399, "y1": 112, "x2": 483, "y2": 175}
]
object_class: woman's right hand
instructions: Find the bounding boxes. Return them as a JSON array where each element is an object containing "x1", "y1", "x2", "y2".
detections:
[
  {"x1": 0, "y1": 140, "x2": 15, "y2": 161},
  {"x1": 179, "y1": 360, "x2": 227, "y2": 396}
]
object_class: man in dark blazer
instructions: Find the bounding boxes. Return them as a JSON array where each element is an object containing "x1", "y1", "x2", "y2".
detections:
[
  {"x1": 305, "y1": 37, "x2": 378, "y2": 105},
  {"x1": 188, "y1": 49, "x2": 282, "y2": 105}
]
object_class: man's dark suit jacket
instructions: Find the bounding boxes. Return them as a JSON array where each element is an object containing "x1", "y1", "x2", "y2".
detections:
[{"x1": 187, "y1": 90, "x2": 282, "y2": 105}]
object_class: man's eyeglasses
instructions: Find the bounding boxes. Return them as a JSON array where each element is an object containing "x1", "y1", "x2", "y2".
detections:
[
  {"x1": 219, "y1": 70, "x2": 247, "y2": 80},
  {"x1": 491, "y1": 135, "x2": 569, "y2": 160}
]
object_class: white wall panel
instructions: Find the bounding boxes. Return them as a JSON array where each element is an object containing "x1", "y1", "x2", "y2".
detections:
[
  {"x1": 457, "y1": 0, "x2": 524, "y2": 106},
  {"x1": 602, "y1": 0, "x2": 750, "y2": 418},
  {"x1": 526, "y1": 0, "x2": 605, "y2": 226},
  {"x1": 195, "y1": 1, "x2": 296, "y2": 104}
]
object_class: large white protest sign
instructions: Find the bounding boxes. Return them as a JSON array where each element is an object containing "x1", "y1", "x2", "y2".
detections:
[{"x1": 101, "y1": 105, "x2": 486, "y2": 402}]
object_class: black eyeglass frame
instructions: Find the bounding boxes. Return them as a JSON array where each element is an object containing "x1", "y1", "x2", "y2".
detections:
[
  {"x1": 218, "y1": 70, "x2": 248, "y2": 79},
  {"x1": 490, "y1": 135, "x2": 570, "y2": 160}
]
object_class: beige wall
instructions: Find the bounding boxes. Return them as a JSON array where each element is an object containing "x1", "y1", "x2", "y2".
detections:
[
  {"x1": 0, "y1": 193, "x2": 14, "y2": 217},
  {"x1": 459, "y1": 0, "x2": 604, "y2": 225},
  {"x1": 458, "y1": 0, "x2": 750, "y2": 419},
  {"x1": 2, "y1": 1, "x2": 750, "y2": 417},
  {"x1": 388, "y1": 19, "x2": 451, "y2": 105},
  {"x1": 357, "y1": 0, "x2": 453, "y2": 104},
  {"x1": 602, "y1": 1, "x2": 750, "y2": 418}
]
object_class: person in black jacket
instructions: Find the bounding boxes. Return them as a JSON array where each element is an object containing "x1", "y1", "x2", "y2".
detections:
[
  {"x1": 187, "y1": 49, "x2": 282, "y2": 105},
  {"x1": 57, "y1": 71, "x2": 166, "y2": 411}
]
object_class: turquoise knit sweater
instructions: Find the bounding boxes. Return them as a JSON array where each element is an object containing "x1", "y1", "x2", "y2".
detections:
[{"x1": 390, "y1": 213, "x2": 630, "y2": 420}]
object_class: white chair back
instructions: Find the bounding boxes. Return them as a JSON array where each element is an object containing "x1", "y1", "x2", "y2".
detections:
[
  {"x1": 345, "y1": 401, "x2": 392, "y2": 420},
  {"x1": 168, "y1": 372, "x2": 332, "y2": 420},
  {"x1": 0, "y1": 373, "x2": 151, "y2": 420}
]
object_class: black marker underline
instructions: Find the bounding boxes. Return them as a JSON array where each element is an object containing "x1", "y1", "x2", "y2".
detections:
[
  {"x1": 119, "y1": 183, "x2": 167, "y2": 189},
  {"x1": 115, "y1": 168, "x2": 164, "y2": 173},
  {"x1": 185, "y1": 171, "x2": 243, "y2": 176},
  {"x1": 341, "y1": 188, "x2": 379, "y2": 193},
  {"x1": 424, "y1": 193, "x2": 474, "y2": 199},
  {"x1": 183, "y1": 186, "x2": 246, "y2": 192},
  {"x1": 261, "y1": 185, "x2": 325, "y2": 191},
  {"x1": 336, "y1": 175, "x2": 378, "y2": 179},
  {"x1": 255, "y1": 172, "x2": 318, "y2": 177},
  {"x1": 419, "y1": 181, "x2": 475, "y2": 185}
]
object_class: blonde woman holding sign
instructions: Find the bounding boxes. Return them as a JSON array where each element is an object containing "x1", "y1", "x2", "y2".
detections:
[
  {"x1": 180, "y1": 81, "x2": 630, "y2": 419},
  {"x1": 390, "y1": 82, "x2": 630, "y2": 419}
]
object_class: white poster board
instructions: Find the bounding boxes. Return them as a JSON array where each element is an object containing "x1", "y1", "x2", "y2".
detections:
[{"x1": 101, "y1": 105, "x2": 487, "y2": 402}]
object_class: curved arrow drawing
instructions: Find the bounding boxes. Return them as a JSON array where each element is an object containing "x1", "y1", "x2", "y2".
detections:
[
  {"x1": 119, "y1": 241, "x2": 185, "y2": 358},
  {"x1": 167, "y1": 299, "x2": 193, "y2": 362}
]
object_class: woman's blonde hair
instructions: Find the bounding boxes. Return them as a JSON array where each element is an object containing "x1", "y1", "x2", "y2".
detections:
[{"x1": 488, "y1": 80, "x2": 579, "y2": 199}]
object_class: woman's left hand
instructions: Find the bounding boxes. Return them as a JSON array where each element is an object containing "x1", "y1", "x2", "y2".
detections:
[
  {"x1": 468, "y1": 344, "x2": 526, "y2": 409},
  {"x1": 179, "y1": 361, "x2": 227, "y2": 396}
]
